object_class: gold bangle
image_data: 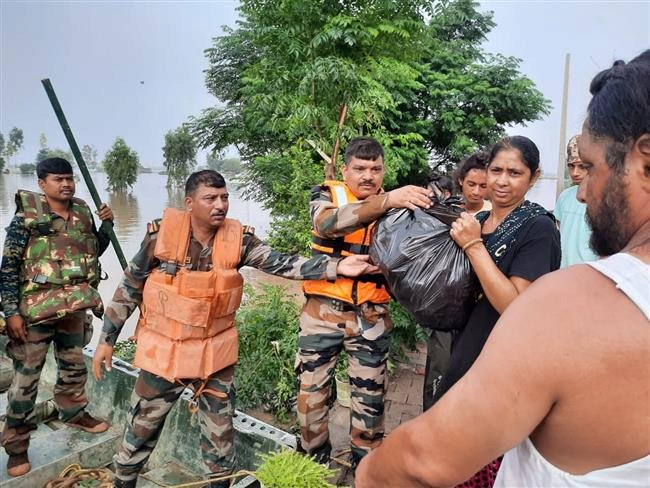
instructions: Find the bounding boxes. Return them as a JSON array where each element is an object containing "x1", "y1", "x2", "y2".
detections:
[{"x1": 462, "y1": 238, "x2": 483, "y2": 252}]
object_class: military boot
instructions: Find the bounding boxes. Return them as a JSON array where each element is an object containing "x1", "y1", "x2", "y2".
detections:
[
  {"x1": 297, "y1": 438, "x2": 332, "y2": 465},
  {"x1": 112, "y1": 477, "x2": 137, "y2": 488}
]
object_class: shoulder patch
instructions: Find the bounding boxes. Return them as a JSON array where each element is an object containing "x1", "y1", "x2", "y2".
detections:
[
  {"x1": 242, "y1": 225, "x2": 255, "y2": 236},
  {"x1": 147, "y1": 218, "x2": 162, "y2": 235}
]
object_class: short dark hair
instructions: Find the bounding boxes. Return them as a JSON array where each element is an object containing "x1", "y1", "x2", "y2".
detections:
[
  {"x1": 453, "y1": 151, "x2": 489, "y2": 192},
  {"x1": 185, "y1": 169, "x2": 227, "y2": 197},
  {"x1": 488, "y1": 135, "x2": 540, "y2": 175},
  {"x1": 586, "y1": 50, "x2": 650, "y2": 173},
  {"x1": 36, "y1": 158, "x2": 73, "y2": 180},
  {"x1": 344, "y1": 137, "x2": 384, "y2": 165}
]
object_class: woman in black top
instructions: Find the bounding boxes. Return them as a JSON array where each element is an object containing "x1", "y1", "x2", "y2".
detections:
[{"x1": 434, "y1": 135, "x2": 561, "y2": 488}]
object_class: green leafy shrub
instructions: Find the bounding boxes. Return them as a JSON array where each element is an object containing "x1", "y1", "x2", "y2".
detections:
[
  {"x1": 255, "y1": 450, "x2": 336, "y2": 488},
  {"x1": 113, "y1": 338, "x2": 137, "y2": 363},
  {"x1": 236, "y1": 285, "x2": 300, "y2": 422},
  {"x1": 389, "y1": 300, "x2": 427, "y2": 363}
]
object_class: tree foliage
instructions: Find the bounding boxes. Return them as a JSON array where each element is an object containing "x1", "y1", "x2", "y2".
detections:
[
  {"x1": 162, "y1": 126, "x2": 197, "y2": 188},
  {"x1": 19, "y1": 163, "x2": 37, "y2": 175},
  {"x1": 3, "y1": 127, "x2": 24, "y2": 166},
  {"x1": 206, "y1": 153, "x2": 243, "y2": 174},
  {"x1": 191, "y1": 0, "x2": 550, "y2": 253},
  {"x1": 81, "y1": 144, "x2": 99, "y2": 169},
  {"x1": 103, "y1": 137, "x2": 139, "y2": 191},
  {"x1": 35, "y1": 147, "x2": 74, "y2": 164}
]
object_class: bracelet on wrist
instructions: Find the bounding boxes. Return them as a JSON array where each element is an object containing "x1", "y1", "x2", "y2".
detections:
[{"x1": 462, "y1": 238, "x2": 483, "y2": 252}]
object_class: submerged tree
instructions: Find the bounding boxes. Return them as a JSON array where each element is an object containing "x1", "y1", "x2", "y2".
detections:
[
  {"x1": 191, "y1": 0, "x2": 550, "y2": 253},
  {"x1": 103, "y1": 137, "x2": 139, "y2": 191},
  {"x1": 163, "y1": 126, "x2": 197, "y2": 188},
  {"x1": 81, "y1": 144, "x2": 99, "y2": 169},
  {"x1": 3, "y1": 127, "x2": 24, "y2": 167},
  {"x1": 36, "y1": 146, "x2": 74, "y2": 164}
]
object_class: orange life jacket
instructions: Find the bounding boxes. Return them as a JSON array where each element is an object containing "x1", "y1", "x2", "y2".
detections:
[
  {"x1": 133, "y1": 208, "x2": 244, "y2": 381},
  {"x1": 302, "y1": 180, "x2": 390, "y2": 305}
]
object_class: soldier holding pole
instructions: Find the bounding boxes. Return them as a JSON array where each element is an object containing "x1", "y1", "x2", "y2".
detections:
[{"x1": 1, "y1": 158, "x2": 114, "y2": 477}]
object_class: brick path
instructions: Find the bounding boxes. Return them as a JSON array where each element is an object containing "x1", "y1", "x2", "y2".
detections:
[{"x1": 329, "y1": 343, "x2": 427, "y2": 458}]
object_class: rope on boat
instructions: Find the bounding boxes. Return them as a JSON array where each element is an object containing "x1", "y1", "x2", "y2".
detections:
[{"x1": 44, "y1": 463, "x2": 114, "y2": 488}]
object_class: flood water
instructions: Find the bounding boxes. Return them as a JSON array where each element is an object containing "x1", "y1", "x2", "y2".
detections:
[{"x1": 0, "y1": 172, "x2": 305, "y2": 345}]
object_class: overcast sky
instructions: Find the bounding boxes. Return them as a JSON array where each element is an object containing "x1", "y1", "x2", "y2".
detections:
[{"x1": 1, "y1": 1, "x2": 648, "y2": 176}]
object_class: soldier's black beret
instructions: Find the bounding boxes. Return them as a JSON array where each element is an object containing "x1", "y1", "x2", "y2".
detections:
[{"x1": 36, "y1": 158, "x2": 73, "y2": 179}]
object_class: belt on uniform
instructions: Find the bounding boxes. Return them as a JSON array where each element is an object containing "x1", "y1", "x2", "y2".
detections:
[{"x1": 308, "y1": 295, "x2": 356, "y2": 312}]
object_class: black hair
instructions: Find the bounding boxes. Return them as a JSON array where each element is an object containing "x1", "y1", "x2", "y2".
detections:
[
  {"x1": 586, "y1": 50, "x2": 650, "y2": 173},
  {"x1": 185, "y1": 169, "x2": 227, "y2": 197},
  {"x1": 344, "y1": 137, "x2": 384, "y2": 164},
  {"x1": 453, "y1": 151, "x2": 489, "y2": 192},
  {"x1": 36, "y1": 158, "x2": 73, "y2": 180},
  {"x1": 488, "y1": 135, "x2": 540, "y2": 175}
]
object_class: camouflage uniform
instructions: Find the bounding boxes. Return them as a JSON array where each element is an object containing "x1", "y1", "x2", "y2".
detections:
[
  {"x1": 297, "y1": 185, "x2": 392, "y2": 465},
  {"x1": 102, "y1": 220, "x2": 339, "y2": 484},
  {"x1": 0, "y1": 199, "x2": 111, "y2": 456}
]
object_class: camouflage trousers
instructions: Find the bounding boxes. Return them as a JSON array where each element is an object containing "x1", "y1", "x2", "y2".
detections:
[
  {"x1": 1, "y1": 312, "x2": 88, "y2": 455},
  {"x1": 113, "y1": 366, "x2": 235, "y2": 483},
  {"x1": 296, "y1": 296, "x2": 392, "y2": 464}
]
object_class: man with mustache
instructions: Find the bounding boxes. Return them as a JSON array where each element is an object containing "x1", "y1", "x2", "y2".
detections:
[
  {"x1": 92, "y1": 169, "x2": 379, "y2": 488},
  {"x1": 297, "y1": 137, "x2": 433, "y2": 469},
  {"x1": 1, "y1": 158, "x2": 113, "y2": 477},
  {"x1": 355, "y1": 50, "x2": 650, "y2": 487}
]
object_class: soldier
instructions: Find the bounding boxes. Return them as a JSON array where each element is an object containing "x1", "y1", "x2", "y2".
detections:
[
  {"x1": 296, "y1": 137, "x2": 433, "y2": 468},
  {"x1": 91, "y1": 169, "x2": 377, "y2": 488},
  {"x1": 0, "y1": 158, "x2": 114, "y2": 477}
]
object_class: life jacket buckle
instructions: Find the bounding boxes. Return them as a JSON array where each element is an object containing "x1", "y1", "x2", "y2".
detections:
[{"x1": 162, "y1": 261, "x2": 178, "y2": 276}]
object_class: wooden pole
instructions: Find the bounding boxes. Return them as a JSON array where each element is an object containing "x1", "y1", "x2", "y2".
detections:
[{"x1": 556, "y1": 53, "x2": 571, "y2": 200}]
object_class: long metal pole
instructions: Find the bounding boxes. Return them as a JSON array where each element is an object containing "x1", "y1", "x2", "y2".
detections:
[
  {"x1": 41, "y1": 78, "x2": 128, "y2": 270},
  {"x1": 556, "y1": 53, "x2": 571, "y2": 200}
]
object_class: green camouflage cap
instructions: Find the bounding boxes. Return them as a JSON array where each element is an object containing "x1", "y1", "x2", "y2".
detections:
[{"x1": 566, "y1": 135, "x2": 581, "y2": 164}]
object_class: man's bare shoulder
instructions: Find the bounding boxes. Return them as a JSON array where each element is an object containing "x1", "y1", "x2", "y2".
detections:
[
  {"x1": 495, "y1": 263, "x2": 648, "y2": 361},
  {"x1": 507, "y1": 264, "x2": 642, "y2": 323}
]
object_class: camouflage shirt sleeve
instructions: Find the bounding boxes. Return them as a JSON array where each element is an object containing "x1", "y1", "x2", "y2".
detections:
[
  {"x1": 99, "y1": 230, "x2": 159, "y2": 346},
  {"x1": 0, "y1": 213, "x2": 29, "y2": 317},
  {"x1": 95, "y1": 221, "x2": 112, "y2": 256},
  {"x1": 310, "y1": 185, "x2": 390, "y2": 238},
  {"x1": 240, "y1": 231, "x2": 339, "y2": 281}
]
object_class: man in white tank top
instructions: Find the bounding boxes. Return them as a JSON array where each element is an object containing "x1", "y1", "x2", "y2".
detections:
[{"x1": 355, "y1": 50, "x2": 650, "y2": 487}]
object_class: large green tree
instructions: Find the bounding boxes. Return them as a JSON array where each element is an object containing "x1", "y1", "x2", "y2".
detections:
[
  {"x1": 103, "y1": 137, "x2": 139, "y2": 191},
  {"x1": 163, "y1": 126, "x2": 197, "y2": 188},
  {"x1": 191, "y1": 0, "x2": 549, "y2": 253}
]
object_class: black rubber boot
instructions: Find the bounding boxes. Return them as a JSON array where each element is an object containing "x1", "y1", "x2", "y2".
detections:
[
  {"x1": 296, "y1": 438, "x2": 332, "y2": 465},
  {"x1": 112, "y1": 477, "x2": 137, "y2": 488}
]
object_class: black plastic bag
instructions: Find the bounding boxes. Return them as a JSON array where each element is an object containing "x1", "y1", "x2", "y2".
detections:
[{"x1": 370, "y1": 198, "x2": 476, "y2": 330}]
